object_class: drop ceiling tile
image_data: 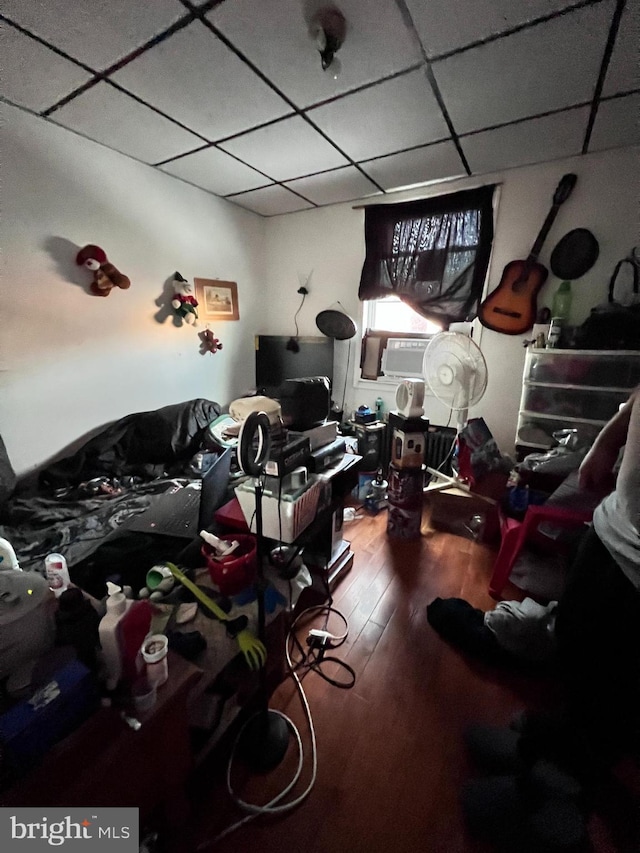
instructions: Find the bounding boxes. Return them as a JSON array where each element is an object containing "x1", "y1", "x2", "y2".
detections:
[
  {"x1": 112, "y1": 21, "x2": 292, "y2": 140},
  {"x1": 284, "y1": 167, "x2": 381, "y2": 206},
  {"x1": 219, "y1": 116, "x2": 350, "y2": 181},
  {"x1": 589, "y1": 94, "x2": 640, "y2": 152},
  {"x1": 159, "y1": 146, "x2": 269, "y2": 195},
  {"x1": 51, "y1": 82, "x2": 204, "y2": 163},
  {"x1": 361, "y1": 141, "x2": 465, "y2": 192},
  {"x1": 1, "y1": 25, "x2": 92, "y2": 112},
  {"x1": 1, "y1": 0, "x2": 186, "y2": 70},
  {"x1": 227, "y1": 186, "x2": 315, "y2": 217},
  {"x1": 404, "y1": 0, "x2": 581, "y2": 58},
  {"x1": 209, "y1": 0, "x2": 423, "y2": 109},
  {"x1": 462, "y1": 107, "x2": 590, "y2": 174},
  {"x1": 602, "y1": 0, "x2": 640, "y2": 96},
  {"x1": 308, "y1": 69, "x2": 449, "y2": 162},
  {"x1": 432, "y1": 1, "x2": 615, "y2": 134}
]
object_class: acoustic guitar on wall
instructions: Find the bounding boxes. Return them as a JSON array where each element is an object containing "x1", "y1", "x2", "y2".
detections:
[{"x1": 478, "y1": 173, "x2": 577, "y2": 335}]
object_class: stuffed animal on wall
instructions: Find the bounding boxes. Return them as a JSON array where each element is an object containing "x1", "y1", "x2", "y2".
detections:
[
  {"x1": 171, "y1": 272, "x2": 198, "y2": 325},
  {"x1": 76, "y1": 245, "x2": 131, "y2": 297},
  {"x1": 200, "y1": 328, "x2": 223, "y2": 355}
]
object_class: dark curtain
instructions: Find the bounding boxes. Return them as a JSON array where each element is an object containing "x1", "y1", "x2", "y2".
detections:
[{"x1": 358, "y1": 185, "x2": 496, "y2": 326}]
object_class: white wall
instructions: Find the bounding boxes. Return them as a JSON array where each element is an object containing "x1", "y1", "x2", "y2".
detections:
[
  {"x1": 0, "y1": 104, "x2": 265, "y2": 476},
  {"x1": 264, "y1": 146, "x2": 640, "y2": 453},
  {"x1": 2, "y1": 103, "x2": 637, "y2": 476}
]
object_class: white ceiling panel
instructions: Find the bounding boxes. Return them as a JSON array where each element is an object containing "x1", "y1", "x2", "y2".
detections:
[
  {"x1": 51, "y1": 82, "x2": 203, "y2": 164},
  {"x1": 159, "y1": 146, "x2": 269, "y2": 195},
  {"x1": 308, "y1": 69, "x2": 449, "y2": 162},
  {"x1": 4, "y1": 0, "x2": 638, "y2": 214},
  {"x1": 1, "y1": 25, "x2": 92, "y2": 112},
  {"x1": 433, "y1": 1, "x2": 615, "y2": 134},
  {"x1": 602, "y1": 0, "x2": 640, "y2": 96},
  {"x1": 1, "y1": 0, "x2": 186, "y2": 71},
  {"x1": 462, "y1": 107, "x2": 590, "y2": 174},
  {"x1": 227, "y1": 186, "x2": 315, "y2": 217},
  {"x1": 209, "y1": 0, "x2": 423, "y2": 109},
  {"x1": 589, "y1": 94, "x2": 640, "y2": 152},
  {"x1": 112, "y1": 21, "x2": 292, "y2": 141},
  {"x1": 219, "y1": 116, "x2": 350, "y2": 181},
  {"x1": 361, "y1": 141, "x2": 465, "y2": 192},
  {"x1": 284, "y1": 166, "x2": 381, "y2": 206},
  {"x1": 405, "y1": 0, "x2": 582, "y2": 58}
]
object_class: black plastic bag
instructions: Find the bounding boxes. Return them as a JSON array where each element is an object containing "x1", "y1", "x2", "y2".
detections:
[{"x1": 574, "y1": 256, "x2": 640, "y2": 350}]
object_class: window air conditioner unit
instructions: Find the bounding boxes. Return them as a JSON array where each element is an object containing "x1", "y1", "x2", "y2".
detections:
[{"x1": 381, "y1": 338, "x2": 431, "y2": 378}]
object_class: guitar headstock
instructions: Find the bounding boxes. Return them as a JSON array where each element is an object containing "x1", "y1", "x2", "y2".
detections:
[{"x1": 553, "y1": 173, "x2": 577, "y2": 205}]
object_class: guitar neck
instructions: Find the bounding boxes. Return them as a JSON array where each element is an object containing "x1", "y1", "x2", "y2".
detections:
[{"x1": 527, "y1": 202, "x2": 561, "y2": 264}]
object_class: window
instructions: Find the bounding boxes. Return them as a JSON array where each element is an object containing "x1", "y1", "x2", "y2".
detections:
[
  {"x1": 358, "y1": 185, "x2": 495, "y2": 326},
  {"x1": 366, "y1": 296, "x2": 443, "y2": 335},
  {"x1": 358, "y1": 184, "x2": 495, "y2": 381},
  {"x1": 359, "y1": 298, "x2": 442, "y2": 382}
]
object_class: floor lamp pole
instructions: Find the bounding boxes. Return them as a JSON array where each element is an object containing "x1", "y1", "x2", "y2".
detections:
[{"x1": 237, "y1": 421, "x2": 290, "y2": 772}]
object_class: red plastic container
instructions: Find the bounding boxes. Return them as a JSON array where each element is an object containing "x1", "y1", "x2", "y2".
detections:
[{"x1": 201, "y1": 534, "x2": 257, "y2": 596}]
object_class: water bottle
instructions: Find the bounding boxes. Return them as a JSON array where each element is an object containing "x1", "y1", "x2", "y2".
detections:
[
  {"x1": 552, "y1": 281, "x2": 572, "y2": 322},
  {"x1": 375, "y1": 397, "x2": 384, "y2": 420}
]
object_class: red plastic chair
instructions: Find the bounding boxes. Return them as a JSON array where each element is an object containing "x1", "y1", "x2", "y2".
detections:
[{"x1": 489, "y1": 504, "x2": 593, "y2": 599}]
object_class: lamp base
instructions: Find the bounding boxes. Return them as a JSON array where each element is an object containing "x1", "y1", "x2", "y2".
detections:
[{"x1": 238, "y1": 709, "x2": 290, "y2": 773}]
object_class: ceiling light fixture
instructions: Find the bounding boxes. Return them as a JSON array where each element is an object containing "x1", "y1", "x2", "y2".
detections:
[{"x1": 310, "y1": 6, "x2": 346, "y2": 79}]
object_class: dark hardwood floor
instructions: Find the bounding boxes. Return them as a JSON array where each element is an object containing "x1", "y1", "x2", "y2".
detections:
[{"x1": 181, "y1": 506, "x2": 633, "y2": 853}]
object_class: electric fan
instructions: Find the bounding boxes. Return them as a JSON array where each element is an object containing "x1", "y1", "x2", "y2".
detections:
[{"x1": 422, "y1": 331, "x2": 488, "y2": 433}]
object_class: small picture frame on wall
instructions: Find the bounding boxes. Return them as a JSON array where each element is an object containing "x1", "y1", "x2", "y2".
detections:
[{"x1": 194, "y1": 279, "x2": 239, "y2": 321}]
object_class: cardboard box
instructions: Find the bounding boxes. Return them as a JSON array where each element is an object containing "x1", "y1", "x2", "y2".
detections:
[{"x1": 425, "y1": 484, "x2": 499, "y2": 542}]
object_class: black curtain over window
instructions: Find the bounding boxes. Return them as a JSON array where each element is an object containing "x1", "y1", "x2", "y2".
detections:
[{"x1": 358, "y1": 185, "x2": 496, "y2": 326}]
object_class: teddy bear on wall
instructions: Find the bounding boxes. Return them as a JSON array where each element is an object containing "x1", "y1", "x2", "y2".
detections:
[
  {"x1": 76, "y1": 245, "x2": 130, "y2": 297},
  {"x1": 171, "y1": 272, "x2": 198, "y2": 325},
  {"x1": 199, "y1": 327, "x2": 223, "y2": 355}
]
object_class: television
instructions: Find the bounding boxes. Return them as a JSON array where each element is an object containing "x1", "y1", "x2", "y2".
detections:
[{"x1": 255, "y1": 335, "x2": 334, "y2": 399}]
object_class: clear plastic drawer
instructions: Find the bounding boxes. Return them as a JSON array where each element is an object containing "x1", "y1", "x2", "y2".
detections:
[
  {"x1": 522, "y1": 386, "x2": 629, "y2": 422},
  {"x1": 517, "y1": 416, "x2": 601, "y2": 449},
  {"x1": 526, "y1": 351, "x2": 640, "y2": 388}
]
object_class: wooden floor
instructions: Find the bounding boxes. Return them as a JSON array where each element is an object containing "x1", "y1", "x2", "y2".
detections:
[{"x1": 179, "y1": 507, "x2": 631, "y2": 853}]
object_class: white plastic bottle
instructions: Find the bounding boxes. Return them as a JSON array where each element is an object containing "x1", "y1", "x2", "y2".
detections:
[
  {"x1": 44, "y1": 553, "x2": 71, "y2": 596},
  {"x1": 98, "y1": 582, "x2": 133, "y2": 691},
  {"x1": 0, "y1": 537, "x2": 21, "y2": 570}
]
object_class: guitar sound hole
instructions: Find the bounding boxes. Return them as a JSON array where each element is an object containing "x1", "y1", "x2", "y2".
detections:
[{"x1": 493, "y1": 307, "x2": 522, "y2": 318}]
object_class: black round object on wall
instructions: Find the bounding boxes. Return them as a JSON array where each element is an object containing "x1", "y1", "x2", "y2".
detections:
[
  {"x1": 550, "y1": 228, "x2": 599, "y2": 280},
  {"x1": 315, "y1": 309, "x2": 357, "y2": 340}
]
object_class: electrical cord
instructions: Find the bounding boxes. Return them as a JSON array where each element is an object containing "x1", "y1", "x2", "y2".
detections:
[
  {"x1": 293, "y1": 289, "x2": 307, "y2": 337},
  {"x1": 436, "y1": 433, "x2": 458, "y2": 473},
  {"x1": 287, "y1": 605, "x2": 353, "y2": 688},
  {"x1": 341, "y1": 336, "x2": 352, "y2": 413},
  {"x1": 200, "y1": 603, "x2": 352, "y2": 849}
]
